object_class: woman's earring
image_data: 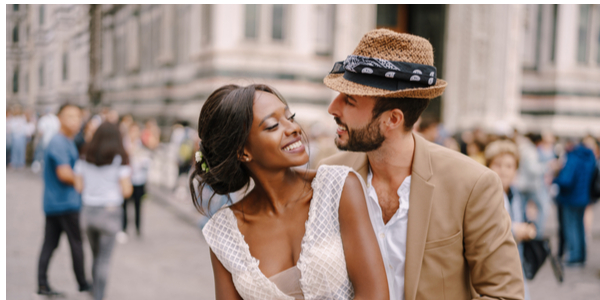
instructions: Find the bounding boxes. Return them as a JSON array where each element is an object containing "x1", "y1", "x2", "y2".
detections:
[{"x1": 245, "y1": 157, "x2": 250, "y2": 162}]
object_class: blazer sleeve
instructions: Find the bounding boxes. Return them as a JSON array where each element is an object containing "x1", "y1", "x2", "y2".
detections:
[{"x1": 463, "y1": 170, "x2": 525, "y2": 300}]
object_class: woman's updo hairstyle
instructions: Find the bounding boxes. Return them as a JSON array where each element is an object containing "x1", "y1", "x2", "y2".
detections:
[{"x1": 189, "y1": 84, "x2": 288, "y2": 215}]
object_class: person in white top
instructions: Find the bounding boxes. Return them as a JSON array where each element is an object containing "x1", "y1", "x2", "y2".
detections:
[
  {"x1": 74, "y1": 122, "x2": 132, "y2": 300},
  {"x1": 38, "y1": 109, "x2": 61, "y2": 148},
  {"x1": 7, "y1": 105, "x2": 35, "y2": 169},
  {"x1": 121, "y1": 122, "x2": 152, "y2": 237},
  {"x1": 190, "y1": 84, "x2": 389, "y2": 300},
  {"x1": 33, "y1": 109, "x2": 61, "y2": 173},
  {"x1": 320, "y1": 29, "x2": 524, "y2": 300}
]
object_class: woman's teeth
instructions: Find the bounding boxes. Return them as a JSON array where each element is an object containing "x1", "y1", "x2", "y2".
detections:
[{"x1": 283, "y1": 141, "x2": 303, "y2": 151}]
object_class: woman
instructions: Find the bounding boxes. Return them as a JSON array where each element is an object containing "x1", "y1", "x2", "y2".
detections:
[
  {"x1": 484, "y1": 140, "x2": 535, "y2": 300},
  {"x1": 190, "y1": 84, "x2": 388, "y2": 300},
  {"x1": 74, "y1": 122, "x2": 133, "y2": 300},
  {"x1": 122, "y1": 122, "x2": 152, "y2": 238}
]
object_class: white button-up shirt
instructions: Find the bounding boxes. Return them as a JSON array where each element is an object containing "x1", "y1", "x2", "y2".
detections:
[{"x1": 366, "y1": 167, "x2": 411, "y2": 300}]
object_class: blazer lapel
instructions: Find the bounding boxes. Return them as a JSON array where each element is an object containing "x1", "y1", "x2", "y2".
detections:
[{"x1": 404, "y1": 134, "x2": 435, "y2": 300}]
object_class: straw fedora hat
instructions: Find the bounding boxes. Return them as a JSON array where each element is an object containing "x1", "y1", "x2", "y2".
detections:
[{"x1": 324, "y1": 28, "x2": 447, "y2": 99}]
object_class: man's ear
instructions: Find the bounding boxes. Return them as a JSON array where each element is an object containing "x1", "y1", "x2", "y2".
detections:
[{"x1": 383, "y1": 108, "x2": 405, "y2": 130}]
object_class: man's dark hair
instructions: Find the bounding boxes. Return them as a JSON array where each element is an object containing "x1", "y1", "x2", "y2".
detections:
[
  {"x1": 57, "y1": 103, "x2": 81, "y2": 115},
  {"x1": 372, "y1": 97, "x2": 431, "y2": 131},
  {"x1": 85, "y1": 122, "x2": 129, "y2": 166}
]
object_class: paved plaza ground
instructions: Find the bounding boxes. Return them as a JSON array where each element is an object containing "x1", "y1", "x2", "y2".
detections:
[
  {"x1": 6, "y1": 168, "x2": 600, "y2": 299},
  {"x1": 6, "y1": 169, "x2": 214, "y2": 300}
]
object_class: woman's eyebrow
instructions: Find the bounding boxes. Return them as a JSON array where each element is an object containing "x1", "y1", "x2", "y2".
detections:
[
  {"x1": 258, "y1": 113, "x2": 275, "y2": 127},
  {"x1": 258, "y1": 107, "x2": 289, "y2": 126}
]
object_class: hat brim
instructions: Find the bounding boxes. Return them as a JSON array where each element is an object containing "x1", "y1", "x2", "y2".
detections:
[{"x1": 324, "y1": 73, "x2": 447, "y2": 99}]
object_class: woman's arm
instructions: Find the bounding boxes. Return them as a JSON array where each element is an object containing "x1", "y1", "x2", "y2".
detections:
[
  {"x1": 339, "y1": 172, "x2": 389, "y2": 300},
  {"x1": 210, "y1": 250, "x2": 243, "y2": 300},
  {"x1": 119, "y1": 177, "x2": 133, "y2": 199}
]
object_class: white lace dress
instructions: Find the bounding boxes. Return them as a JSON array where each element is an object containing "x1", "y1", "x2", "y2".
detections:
[{"x1": 202, "y1": 165, "x2": 363, "y2": 300}]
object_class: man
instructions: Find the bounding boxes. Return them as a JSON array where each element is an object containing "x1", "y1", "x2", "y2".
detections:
[
  {"x1": 37, "y1": 103, "x2": 90, "y2": 296},
  {"x1": 553, "y1": 138, "x2": 596, "y2": 266},
  {"x1": 319, "y1": 29, "x2": 524, "y2": 300}
]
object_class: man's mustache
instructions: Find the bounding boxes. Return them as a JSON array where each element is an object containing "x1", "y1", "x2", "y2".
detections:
[{"x1": 334, "y1": 117, "x2": 347, "y2": 128}]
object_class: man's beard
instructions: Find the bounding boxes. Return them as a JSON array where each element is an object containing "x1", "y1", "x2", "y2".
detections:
[{"x1": 335, "y1": 116, "x2": 385, "y2": 152}]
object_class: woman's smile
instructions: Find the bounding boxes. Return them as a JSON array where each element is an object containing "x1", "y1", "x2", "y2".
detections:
[{"x1": 281, "y1": 138, "x2": 305, "y2": 153}]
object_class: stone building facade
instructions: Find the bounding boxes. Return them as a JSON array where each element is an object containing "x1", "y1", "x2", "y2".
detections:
[
  {"x1": 6, "y1": 4, "x2": 600, "y2": 136},
  {"x1": 6, "y1": 4, "x2": 91, "y2": 109}
]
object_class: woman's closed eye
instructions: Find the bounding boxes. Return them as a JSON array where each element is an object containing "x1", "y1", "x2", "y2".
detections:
[
  {"x1": 265, "y1": 113, "x2": 296, "y2": 131},
  {"x1": 287, "y1": 113, "x2": 296, "y2": 122},
  {"x1": 266, "y1": 123, "x2": 278, "y2": 130}
]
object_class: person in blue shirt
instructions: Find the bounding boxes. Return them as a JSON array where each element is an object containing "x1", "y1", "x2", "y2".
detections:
[
  {"x1": 553, "y1": 139, "x2": 597, "y2": 266},
  {"x1": 37, "y1": 103, "x2": 90, "y2": 296}
]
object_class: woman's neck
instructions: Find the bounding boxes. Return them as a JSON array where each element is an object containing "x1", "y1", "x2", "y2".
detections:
[{"x1": 249, "y1": 168, "x2": 309, "y2": 215}]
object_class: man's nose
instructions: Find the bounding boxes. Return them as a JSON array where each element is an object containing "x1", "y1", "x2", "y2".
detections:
[{"x1": 328, "y1": 93, "x2": 344, "y2": 117}]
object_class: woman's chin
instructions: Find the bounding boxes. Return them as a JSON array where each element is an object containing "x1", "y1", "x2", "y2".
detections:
[{"x1": 287, "y1": 154, "x2": 310, "y2": 168}]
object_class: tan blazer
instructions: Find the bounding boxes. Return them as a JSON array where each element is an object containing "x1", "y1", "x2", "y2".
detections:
[{"x1": 319, "y1": 133, "x2": 524, "y2": 300}]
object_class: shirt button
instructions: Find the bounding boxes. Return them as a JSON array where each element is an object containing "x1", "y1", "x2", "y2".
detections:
[
  {"x1": 389, "y1": 264, "x2": 394, "y2": 270},
  {"x1": 379, "y1": 233, "x2": 385, "y2": 238}
]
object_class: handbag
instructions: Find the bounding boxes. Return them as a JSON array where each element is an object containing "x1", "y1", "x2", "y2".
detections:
[{"x1": 521, "y1": 238, "x2": 550, "y2": 280}]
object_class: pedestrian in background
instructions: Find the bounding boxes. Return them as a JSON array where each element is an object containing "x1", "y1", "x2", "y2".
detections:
[
  {"x1": 120, "y1": 122, "x2": 152, "y2": 240},
  {"x1": 36, "y1": 103, "x2": 90, "y2": 296},
  {"x1": 582, "y1": 135, "x2": 600, "y2": 243},
  {"x1": 415, "y1": 116, "x2": 439, "y2": 143},
  {"x1": 6, "y1": 108, "x2": 13, "y2": 166},
  {"x1": 485, "y1": 139, "x2": 536, "y2": 300},
  {"x1": 141, "y1": 118, "x2": 160, "y2": 150},
  {"x1": 74, "y1": 122, "x2": 133, "y2": 300},
  {"x1": 32, "y1": 107, "x2": 61, "y2": 173},
  {"x1": 553, "y1": 138, "x2": 597, "y2": 266},
  {"x1": 466, "y1": 139, "x2": 486, "y2": 165},
  {"x1": 171, "y1": 120, "x2": 195, "y2": 177},
  {"x1": 515, "y1": 132, "x2": 549, "y2": 239},
  {"x1": 8, "y1": 105, "x2": 35, "y2": 169}
]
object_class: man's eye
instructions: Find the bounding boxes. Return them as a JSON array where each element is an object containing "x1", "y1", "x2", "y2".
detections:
[{"x1": 344, "y1": 99, "x2": 354, "y2": 106}]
